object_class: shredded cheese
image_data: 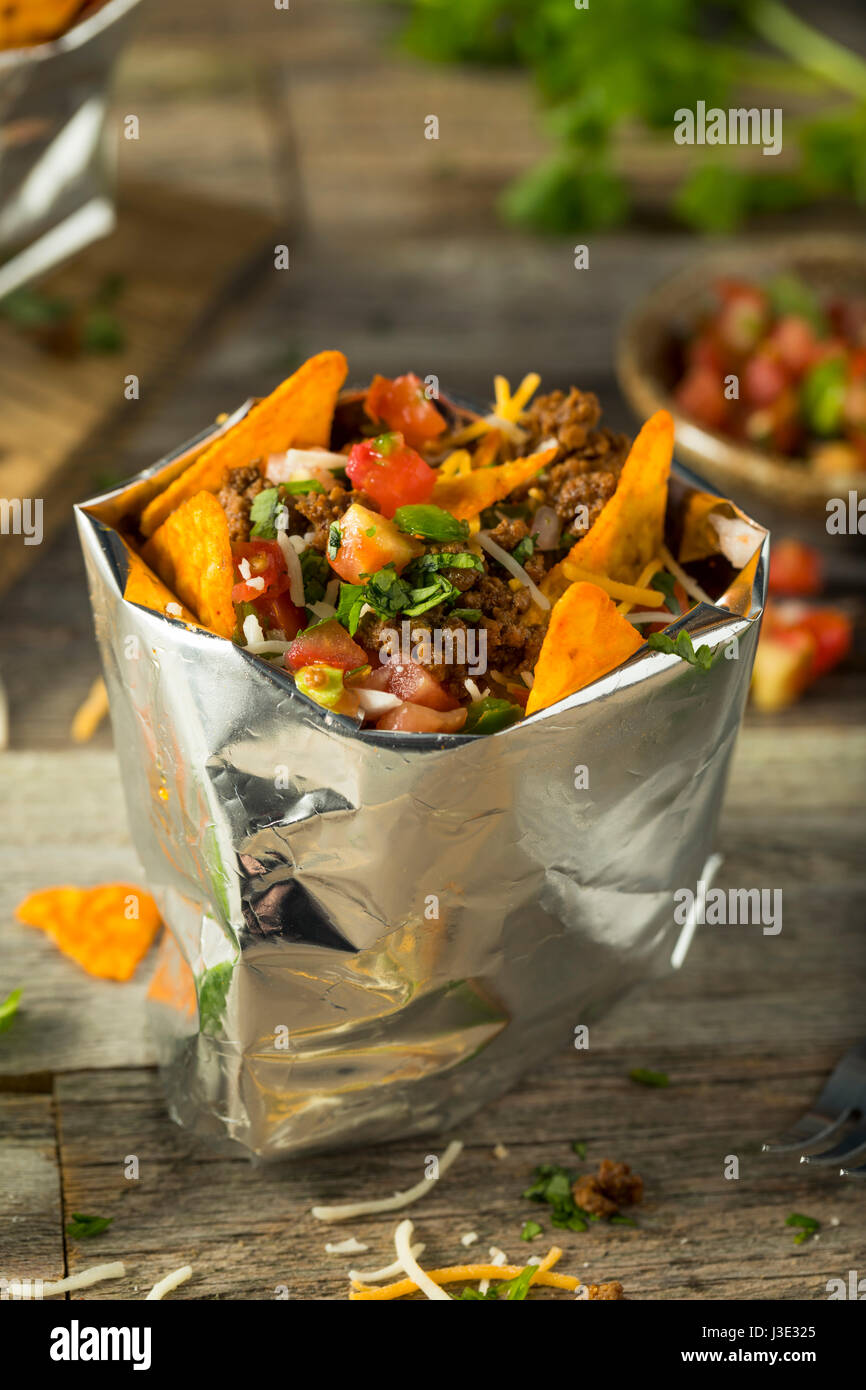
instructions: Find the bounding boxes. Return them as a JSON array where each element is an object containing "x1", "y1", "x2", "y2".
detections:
[
  {"x1": 70, "y1": 676, "x2": 109, "y2": 744},
  {"x1": 276, "y1": 530, "x2": 305, "y2": 606},
  {"x1": 659, "y1": 543, "x2": 715, "y2": 606},
  {"x1": 145, "y1": 1264, "x2": 193, "y2": 1301},
  {"x1": 617, "y1": 557, "x2": 663, "y2": 615},
  {"x1": 560, "y1": 565, "x2": 663, "y2": 608},
  {"x1": 350, "y1": 1246, "x2": 571, "y2": 1301},
  {"x1": 40, "y1": 1262, "x2": 127, "y2": 1297},
  {"x1": 625, "y1": 610, "x2": 675, "y2": 625},
  {"x1": 394, "y1": 1220, "x2": 451, "y2": 1300},
  {"x1": 349, "y1": 1245, "x2": 425, "y2": 1284},
  {"x1": 460, "y1": 1232, "x2": 479, "y2": 1247},
  {"x1": 311, "y1": 1139, "x2": 463, "y2": 1222},
  {"x1": 244, "y1": 638, "x2": 293, "y2": 654},
  {"x1": 325, "y1": 1237, "x2": 368, "y2": 1255},
  {"x1": 464, "y1": 678, "x2": 483, "y2": 703},
  {"x1": 478, "y1": 531, "x2": 550, "y2": 611}
]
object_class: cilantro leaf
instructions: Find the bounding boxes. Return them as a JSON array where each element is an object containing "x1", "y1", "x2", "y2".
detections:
[
  {"x1": 521, "y1": 1220, "x2": 542, "y2": 1241},
  {"x1": 449, "y1": 608, "x2": 482, "y2": 622},
  {"x1": 0, "y1": 987, "x2": 22, "y2": 1034},
  {"x1": 511, "y1": 534, "x2": 536, "y2": 567},
  {"x1": 393, "y1": 504, "x2": 469, "y2": 542},
  {"x1": 300, "y1": 550, "x2": 329, "y2": 605},
  {"x1": 281, "y1": 478, "x2": 326, "y2": 495},
  {"x1": 66, "y1": 1213, "x2": 114, "y2": 1240},
  {"x1": 646, "y1": 629, "x2": 713, "y2": 670},
  {"x1": 336, "y1": 582, "x2": 366, "y2": 636},
  {"x1": 650, "y1": 570, "x2": 680, "y2": 616},
  {"x1": 249, "y1": 488, "x2": 281, "y2": 539},
  {"x1": 572, "y1": 1140, "x2": 587, "y2": 1160},
  {"x1": 327, "y1": 523, "x2": 341, "y2": 561},
  {"x1": 629, "y1": 1067, "x2": 669, "y2": 1088}
]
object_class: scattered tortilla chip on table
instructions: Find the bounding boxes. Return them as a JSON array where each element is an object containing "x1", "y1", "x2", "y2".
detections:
[
  {"x1": 526, "y1": 582, "x2": 644, "y2": 716},
  {"x1": 430, "y1": 445, "x2": 556, "y2": 521},
  {"x1": 142, "y1": 491, "x2": 235, "y2": 638},
  {"x1": 544, "y1": 410, "x2": 674, "y2": 602},
  {"x1": 16, "y1": 884, "x2": 162, "y2": 981},
  {"x1": 139, "y1": 349, "x2": 348, "y2": 536}
]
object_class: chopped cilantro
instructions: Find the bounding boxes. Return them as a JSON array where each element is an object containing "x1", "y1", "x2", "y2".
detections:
[
  {"x1": 646, "y1": 629, "x2": 713, "y2": 670},
  {"x1": 249, "y1": 487, "x2": 281, "y2": 539},
  {"x1": 572, "y1": 1140, "x2": 587, "y2": 1160},
  {"x1": 449, "y1": 608, "x2": 482, "y2": 623},
  {"x1": 327, "y1": 523, "x2": 341, "y2": 561},
  {"x1": 393, "y1": 504, "x2": 469, "y2": 542},
  {"x1": 336, "y1": 582, "x2": 366, "y2": 636},
  {"x1": 650, "y1": 569, "x2": 681, "y2": 616},
  {"x1": 66, "y1": 1213, "x2": 114, "y2": 1240},
  {"x1": 629, "y1": 1067, "x2": 669, "y2": 1088},
  {"x1": 521, "y1": 1219, "x2": 542, "y2": 1241},
  {"x1": 511, "y1": 534, "x2": 536, "y2": 567},
  {"x1": 81, "y1": 309, "x2": 124, "y2": 354},
  {"x1": 300, "y1": 550, "x2": 329, "y2": 604},
  {"x1": 0, "y1": 987, "x2": 21, "y2": 1034},
  {"x1": 522, "y1": 1163, "x2": 594, "y2": 1231},
  {"x1": 406, "y1": 551, "x2": 483, "y2": 579},
  {"x1": 198, "y1": 961, "x2": 234, "y2": 1037},
  {"x1": 463, "y1": 696, "x2": 522, "y2": 736},
  {"x1": 365, "y1": 526, "x2": 377, "y2": 538},
  {"x1": 282, "y1": 478, "x2": 326, "y2": 495},
  {"x1": 610, "y1": 1214, "x2": 638, "y2": 1227},
  {"x1": 787, "y1": 1212, "x2": 820, "y2": 1244}
]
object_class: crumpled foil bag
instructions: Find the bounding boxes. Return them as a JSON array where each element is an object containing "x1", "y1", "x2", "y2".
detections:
[
  {"x1": 0, "y1": 0, "x2": 141, "y2": 298},
  {"x1": 76, "y1": 406, "x2": 768, "y2": 1158}
]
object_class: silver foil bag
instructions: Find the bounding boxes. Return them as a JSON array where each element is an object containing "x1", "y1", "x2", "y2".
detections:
[
  {"x1": 0, "y1": 0, "x2": 141, "y2": 297},
  {"x1": 76, "y1": 408, "x2": 768, "y2": 1158}
]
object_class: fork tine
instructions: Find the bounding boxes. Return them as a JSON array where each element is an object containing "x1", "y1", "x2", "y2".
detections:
[
  {"x1": 761, "y1": 1107, "x2": 853, "y2": 1154},
  {"x1": 800, "y1": 1124, "x2": 866, "y2": 1167}
]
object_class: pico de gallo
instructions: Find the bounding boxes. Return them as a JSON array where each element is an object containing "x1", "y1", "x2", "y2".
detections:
[
  {"x1": 674, "y1": 275, "x2": 866, "y2": 472},
  {"x1": 209, "y1": 368, "x2": 694, "y2": 734}
]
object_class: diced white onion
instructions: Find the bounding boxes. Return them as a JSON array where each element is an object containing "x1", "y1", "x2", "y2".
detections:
[
  {"x1": 477, "y1": 531, "x2": 550, "y2": 611},
  {"x1": 308, "y1": 602, "x2": 337, "y2": 620},
  {"x1": 356, "y1": 689, "x2": 402, "y2": 715},
  {"x1": 165, "y1": 602, "x2": 182, "y2": 618},
  {"x1": 709, "y1": 512, "x2": 763, "y2": 570},
  {"x1": 242, "y1": 614, "x2": 266, "y2": 646},
  {"x1": 277, "y1": 530, "x2": 305, "y2": 606},
  {"x1": 265, "y1": 448, "x2": 347, "y2": 485},
  {"x1": 238, "y1": 557, "x2": 252, "y2": 580},
  {"x1": 246, "y1": 576, "x2": 265, "y2": 593},
  {"x1": 464, "y1": 678, "x2": 483, "y2": 702},
  {"x1": 532, "y1": 505, "x2": 561, "y2": 550}
]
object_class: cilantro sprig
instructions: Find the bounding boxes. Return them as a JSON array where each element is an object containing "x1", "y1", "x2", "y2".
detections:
[
  {"x1": 522, "y1": 1164, "x2": 595, "y2": 1232},
  {"x1": 786, "y1": 1213, "x2": 821, "y2": 1245},
  {"x1": 646, "y1": 629, "x2": 713, "y2": 670},
  {"x1": 393, "y1": 504, "x2": 469, "y2": 542},
  {"x1": 0, "y1": 987, "x2": 21, "y2": 1034},
  {"x1": 66, "y1": 1213, "x2": 114, "y2": 1240}
]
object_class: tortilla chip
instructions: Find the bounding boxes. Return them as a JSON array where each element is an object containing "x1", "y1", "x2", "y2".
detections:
[
  {"x1": 139, "y1": 350, "x2": 348, "y2": 537},
  {"x1": 431, "y1": 445, "x2": 556, "y2": 521},
  {"x1": 526, "y1": 582, "x2": 644, "y2": 716},
  {"x1": 142, "y1": 491, "x2": 235, "y2": 638},
  {"x1": 0, "y1": 0, "x2": 82, "y2": 49},
  {"x1": 543, "y1": 410, "x2": 673, "y2": 601},
  {"x1": 16, "y1": 883, "x2": 161, "y2": 981},
  {"x1": 123, "y1": 545, "x2": 200, "y2": 626}
]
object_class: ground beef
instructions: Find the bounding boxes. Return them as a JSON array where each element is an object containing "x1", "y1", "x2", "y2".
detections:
[
  {"x1": 425, "y1": 540, "x2": 482, "y2": 594},
  {"x1": 460, "y1": 572, "x2": 543, "y2": 678},
  {"x1": 525, "y1": 388, "x2": 602, "y2": 454},
  {"x1": 572, "y1": 1159, "x2": 643, "y2": 1219},
  {"x1": 293, "y1": 484, "x2": 355, "y2": 552},
  {"x1": 487, "y1": 515, "x2": 530, "y2": 552},
  {"x1": 218, "y1": 464, "x2": 266, "y2": 543},
  {"x1": 551, "y1": 466, "x2": 620, "y2": 529},
  {"x1": 586, "y1": 1281, "x2": 625, "y2": 1301}
]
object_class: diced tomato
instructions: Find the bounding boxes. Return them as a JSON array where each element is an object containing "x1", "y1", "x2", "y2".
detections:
[
  {"x1": 675, "y1": 365, "x2": 729, "y2": 431},
  {"x1": 257, "y1": 590, "x2": 306, "y2": 640},
  {"x1": 330, "y1": 501, "x2": 423, "y2": 585},
  {"x1": 744, "y1": 387, "x2": 801, "y2": 453},
  {"x1": 380, "y1": 661, "x2": 460, "y2": 711},
  {"x1": 743, "y1": 351, "x2": 789, "y2": 407},
  {"x1": 375, "y1": 702, "x2": 467, "y2": 733},
  {"x1": 286, "y1": 618, "x2": 367, "y2": 673},
  {"x1": 795, "y1": 608, "x2": 853, "y2": 680},
  {"x1": 768, "y1": 538, "x2": 823, "y2": 597},
  {"x1": 686, "y1": 331, "x2": 725, "y2": 375},
  {"x1": 766, "y1": 315, "x2": 819, "y2": 376},
  {"x1": 231, "y1": 540, "x2": 289, "y2": 604},
  {"x1": 715, "y1": 281, "x2": 769, "y2": 353},
  {"x1": 345, "y1": 432, "x2": 436, "y2": 518},
  {"x1": 364, "y1": 374, "x2": 447, "y2": 450}
]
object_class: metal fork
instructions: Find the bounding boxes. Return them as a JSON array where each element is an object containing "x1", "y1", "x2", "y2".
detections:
[{"x1": 762, "y1": 1039, "x2": 866, "y2": 1176}]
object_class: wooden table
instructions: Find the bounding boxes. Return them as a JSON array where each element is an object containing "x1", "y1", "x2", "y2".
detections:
[{"x1": 1, "y1": 0, "x2": 864, "y2": 1301}]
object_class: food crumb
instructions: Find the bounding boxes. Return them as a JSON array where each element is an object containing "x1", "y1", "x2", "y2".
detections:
[
  {"x1": 460, "y1": 1232, "x2": 479, "y2": 1247},
  {"x1": 493, "y1": 1142, "x2": 509, "y2": 1160},
  {"x1": 572, "y1": 1157, "x2": 643, "y2": 1218}
]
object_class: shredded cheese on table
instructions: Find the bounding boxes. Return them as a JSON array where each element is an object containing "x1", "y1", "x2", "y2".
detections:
[
  {"x1": 146, "y1": 1264, "x2": 193, "y2": 1301},
  {"x1": 311, "y1": 1139, "x2": 463, "y2": 1222},
  {"x1": 394, "y1": 1220, "x2": 451, "y2": 1301},
  {"x1": 560, "y1": 565, "x2": 663, "y2": 608},
  {"x1": 325, "y1": 1237, "x2": 368, "y2": 1256},
  {"x1": 349, "y1": 1245, "x2": 425, "y2": 1284},
  {"x1": 350, "y1": 1245, "x2": 572, "y2": 1301},
  {"x1": 40, "y1": 1262, "x2": 127, "y2": 1297}
]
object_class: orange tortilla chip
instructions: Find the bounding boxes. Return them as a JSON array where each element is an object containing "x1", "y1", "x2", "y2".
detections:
[
  {"x1": 140, "y1": 350, "x2": 348, "y2": 536},
  {"x1": 142, "y1": 491, "x2": 235, "y2": 638},
  {"x1": 544, "y1": 410, "x2": 673, "y2": 600},
  {"x1": 16, "y1": 884, "x2": 162, "y2": 982},
  {"x1": 123, "y1": 546, "x2": 200, "y2": 626},
  {"x1": 526, "y1": 581, "x2": 644, "y2": 716},
  {"x1": 431, "y1": 445, "x2": 556, "y2": 521},
  {"x1": 0, "y1": 0, "x2": 82, "y2": 49}
]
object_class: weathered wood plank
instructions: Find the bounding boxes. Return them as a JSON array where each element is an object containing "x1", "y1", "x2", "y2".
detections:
[{"x1": 0, "y1": 1092, "x2": 65, "y2": 1287}]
